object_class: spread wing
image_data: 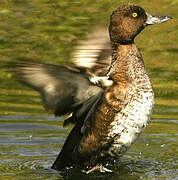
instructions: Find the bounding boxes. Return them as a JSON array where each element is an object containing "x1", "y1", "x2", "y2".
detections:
[
  {"x1": 52, "y1": 91, "x2": 104, "y2": 170},
  {"x1": 13, "y1": 60, "x2": 103, "y2": 117},
  {"x1": 11, "y1": 27, "x2": 113, "y2": 170},
  {"x1": 71, "y1": 26, "x2": 112, "y2": 76},
  {"x1": 12, "y1": 59, "x2": 111, "y2": 170}
]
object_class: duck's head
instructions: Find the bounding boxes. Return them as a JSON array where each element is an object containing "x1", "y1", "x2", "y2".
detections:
[{"x1": 109, "y1": 4, "x2": 172, "y2": 44}]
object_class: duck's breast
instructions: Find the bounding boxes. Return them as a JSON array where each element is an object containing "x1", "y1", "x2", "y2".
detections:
[{"x1": 107, "y1": 86, "x2": 154, "y2": 156}]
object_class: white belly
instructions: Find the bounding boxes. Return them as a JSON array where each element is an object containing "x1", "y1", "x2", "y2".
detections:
[{"x1": 107, "y1": 89, "x2": 154, "y2": 156}]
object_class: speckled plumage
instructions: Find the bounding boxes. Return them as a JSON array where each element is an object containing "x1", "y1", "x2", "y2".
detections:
[
  {"x1": 13, "y1": 3, "x2": 172, "y2": 173},
  {"x1": 77, "y1": 44, "x2": 154, "y2": 164},
  {"x1": 105, "y1": 44, "x2": 154, "y2": 157}
]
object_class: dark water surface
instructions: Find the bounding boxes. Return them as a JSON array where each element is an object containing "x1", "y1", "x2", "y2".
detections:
[
  {"x1": 0, "y1": 115, "x2": 177, "y2": 179},
  {"x1": 0, "y1": 0, "x2": 178, "y2": 179}
]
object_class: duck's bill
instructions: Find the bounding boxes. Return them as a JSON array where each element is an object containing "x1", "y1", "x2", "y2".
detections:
[{"x1": 145, "y1": 12, "x2": 172, "y2": 25}]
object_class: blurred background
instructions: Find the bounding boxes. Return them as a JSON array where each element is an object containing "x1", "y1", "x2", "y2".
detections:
[{"x1": 0, "y1": 0, "x2": 177, "y2": 179}]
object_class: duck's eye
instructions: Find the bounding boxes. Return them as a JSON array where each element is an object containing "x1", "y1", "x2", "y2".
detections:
[{"x1": 132, "y1": 12, "x2": 138, "y2": 18}]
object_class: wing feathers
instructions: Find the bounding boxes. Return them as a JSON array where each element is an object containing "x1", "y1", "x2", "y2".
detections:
[
  {"x1": 72, "y1": 27, "x2": 112, "y2": 76},
  {"x1": 14, "y1": 60, "x2": 103, "y2": 117}
]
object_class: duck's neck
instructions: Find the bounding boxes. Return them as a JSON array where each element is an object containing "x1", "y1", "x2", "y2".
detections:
[{"x1": 108, "y1": 42, "x2": 149, "y2": 88}]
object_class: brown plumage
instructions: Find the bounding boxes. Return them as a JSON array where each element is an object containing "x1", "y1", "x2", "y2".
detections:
[{"x1": 12, "y1": 4, "x2": 172, "y2": 173}]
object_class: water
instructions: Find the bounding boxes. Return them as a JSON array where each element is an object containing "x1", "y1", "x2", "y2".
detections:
[
  {"x1": 0, "y1": 115, "x2": 177, "y2": 180},
  {"x1": 0, "y1": 0, "x2": 178, "y2": 179}
]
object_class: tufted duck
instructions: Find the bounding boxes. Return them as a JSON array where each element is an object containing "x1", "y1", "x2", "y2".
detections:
[{"x1": 14, "y1": 4, "x2": 172, "y2": 173}]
